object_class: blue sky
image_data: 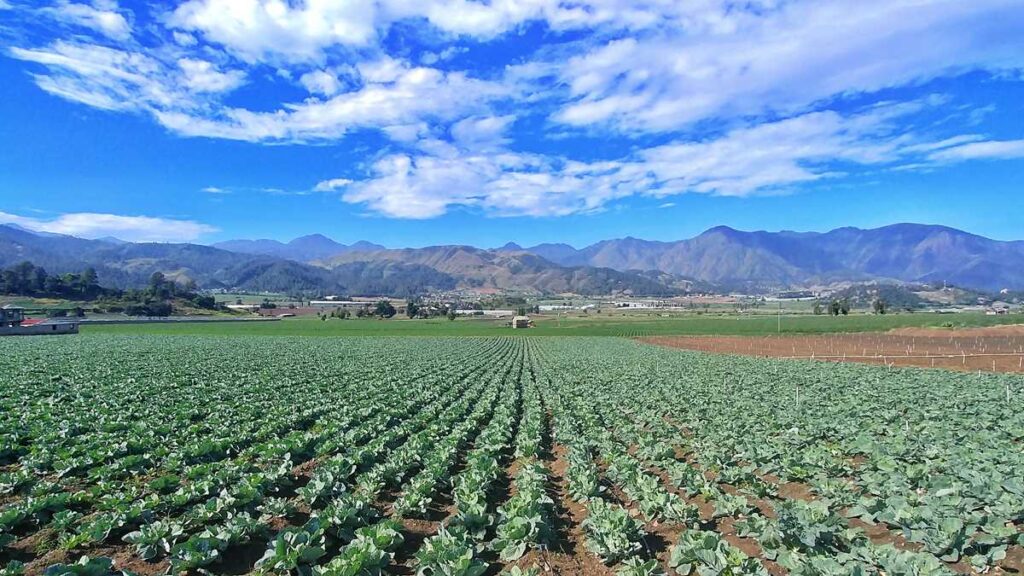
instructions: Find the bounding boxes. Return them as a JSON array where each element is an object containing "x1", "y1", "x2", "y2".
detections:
[{"x1": 0, "y1": 0, "x2": 1022, "y2": 248}]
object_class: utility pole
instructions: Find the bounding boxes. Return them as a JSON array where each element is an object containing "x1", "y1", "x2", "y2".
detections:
[{"x1": 778, "y1": 301, "x2": 782, "y2": 334}]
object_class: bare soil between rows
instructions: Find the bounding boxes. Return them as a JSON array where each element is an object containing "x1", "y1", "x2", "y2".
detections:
[{"x1": 641, "y1": 326, "x2": 1024, "y2": 373}]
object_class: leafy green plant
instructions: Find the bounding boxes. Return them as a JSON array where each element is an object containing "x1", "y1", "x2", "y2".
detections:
[
  {"x1": 353, "y1": 519, "x2": 404, "y2": 552},
  {"x1": 669, "y1": 530, "x2": 768, "y2": 576},
  {"x1": 260, "y1": 496, "x2": 297, "y2": 519},
  {"x1": 618, "y1": 557, "x2": 666, "y2": 576},
  {"x1": 123, "y1": 519, "x2": 185, "y2": 560},
  {"x1": 491, "y1": 463, "x2": 553, "y2": 561},
  {"x1": 256, "y1": 519, "x2": 327, "y2": 575},
  {"x1": 169, "y1": 535, "x2": 222, "y2": 572},
  {"x1": 313, "y1": 539, "x2": 390, "y2": 576},
  {"x1": 582, "y1": 498, "x2": 645, "y2": 565},
  {"x1": 317, "y1": 494, "x2": 379, "y2": 541},
  {"x1": 415, "y1": 526, "x2": 487, "y2": 576},
  {"x1": 42, "y1": 556, "x2": 117, "y2": 576}
]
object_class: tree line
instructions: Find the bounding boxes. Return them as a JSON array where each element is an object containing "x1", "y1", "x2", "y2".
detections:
[
  {"x1": 0, "y1": 261, "x2": 219, "y2": 316},
  {"x1": 0, "y1": 261, "x2": 105, "y2": 299}
]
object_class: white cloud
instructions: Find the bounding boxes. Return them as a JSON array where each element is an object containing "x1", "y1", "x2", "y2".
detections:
[
  {"x1": 0, "y1": 1, "x2": 12, "y2": 10},
  {"x1": 7, "y1": 0, "x2": 1024, "y2": 223},
  {"x1": 164, "y1": 0, "x2": 760, "y2": 64},
  {"x1": 8, "y1": 41, "x2": 242, "y2": 127},
  {"x1": 151, "y1": 61, "x2": 510, "y2": 142},
  {"x1": 12, "y1": 0, "x2": 1024, "y2": 148},
  {"x1": 172, "y1": 31, "x2": 197, "y2": 47},
  {"x1": 928, "y1": 139, "x2": 1024, "y2": 162},
  {"x1": 178, "y1": 58, "x2": 246, "y2": 93},
  {"x1": 299, "y1": 70, "x2": 341, "y2": 97},
  {"x1": 313, "y1": 178, "x2": 353, "y2": 192},
  {"x1": 169, "y1": 0, "x2": 379, "y2": 63},
  {"x1": 339, "y1": 102, "x2": 989, "y2": 218},
  {"x1": 900, "y1": 135, "x2": 986, "y2": 155},
  {"x1": 420, "y1": 46, "x2": 467, "y2": 65},
  {"x1": 10, "y1": 42, "x2": 170, "y2": 111},
  {"x1": 343, "y1": 154, "x2": 494, "y2": 219},
  {"x1": 9, "y1": 43, "x2": 511, "y2": 142},
  {"x1": 450, "y1": 115, "x2": 515, "y2": 149},
  {"x1": 8, "y1": 41, "x2": 248, "y2": 113},
  {"x1": 44, "y1": 1, "x2": 132, "y2": 41},
  {"x1": 0, "y1": 211, "x2": 218, "y2": 242},
  {"x1": 555, "y1": 0, "x2": 1024, "y2": 132},
  {"x1": 201, "y1": 186, "x2": 229, "y2": 194}
]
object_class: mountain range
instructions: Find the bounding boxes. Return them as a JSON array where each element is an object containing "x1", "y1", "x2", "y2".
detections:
[
  {"x1": 520, "y1": 224, "x2": 1024, "y2": 291},
  {"x1": 0, "y1": 225, "x2": 669, "y2": 296},
  {"x1": 2, "y1": 223, "x2": 1023, "y2": 295},
  {"x1": 212, "y1": 235, "x2": 385, "y2": 262}
]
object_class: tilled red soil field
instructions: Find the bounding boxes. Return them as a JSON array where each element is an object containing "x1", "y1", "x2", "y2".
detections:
[{"x1": 642, "y1": 325, "x2": 1024, "y2": 373}]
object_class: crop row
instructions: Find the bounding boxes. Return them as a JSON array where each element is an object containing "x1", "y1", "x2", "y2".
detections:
[{"x1": 1, "y1": 335, "x2": 1021, "y2": 576}]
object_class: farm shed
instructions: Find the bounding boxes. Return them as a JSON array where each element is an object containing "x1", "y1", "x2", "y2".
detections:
[
  {"x1": 512, "y1": 315, "x2": 531, "y2": 329},
  {"x1": 0, "y1": 305, "x2": 78, "y2": 336}
]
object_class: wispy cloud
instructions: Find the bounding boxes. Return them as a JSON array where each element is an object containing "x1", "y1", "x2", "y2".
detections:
[
  {"x1": 928, "y1": 139, "x2": 1024, "y2": 162},
  {"x1": 4, "y1": 0, "x2": 1024, "y2": 221},
  {"x1": 8, "y1": 41, "x2": 247, "y2": 114},
  {"x1": 299, "y1": 70, "x2": 341, "y2": 97},
  {"x1": 41, "y1": 1, "x2": 132, "y2": 41},
  {"x1": 177, "y1": 58, "x2": 246, "y2": 93},
  {"x1": 201, "y1": 186, "x2": 230, "y2": 194},
  {"x1": 553, "y1": 0, "x2": 1024, "y2": 133},
  {"x1": 0, "y1": 211, "x2": 218, "y2": 242},
  {"x1": 313, "y1": 178, "x2": 354, "y2": 193},
  {"x1": 336, "y1": 100, "x2": 1000, "y2": 218}
]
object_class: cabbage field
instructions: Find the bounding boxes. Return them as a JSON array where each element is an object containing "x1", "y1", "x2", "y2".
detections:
[{"x1": 1, "y1": 335, "x2": 1022, "y2": 576}]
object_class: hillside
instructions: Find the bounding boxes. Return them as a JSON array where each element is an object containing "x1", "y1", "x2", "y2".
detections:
[
  {"x1": 0, "y1": 226, "x2": 676, "y2": 296},
  {"x1": 0, "y1": 226, "x2": 454, "y2": 296},
  {"x1": 523, "y1": 224, "x2": 1024, "y2": 291},
  {"x1": 319, "y1": 245, "x2": 677, "y2": 296},
  {"x1": 7, "y1": 223, "x2": 1024, "y2": 295},
  {"x1": 212, "y1": 235, "x2": 385, "y2": 262}
]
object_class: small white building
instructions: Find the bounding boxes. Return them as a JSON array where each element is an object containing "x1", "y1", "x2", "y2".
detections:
[{"x1": 512, "y1": 315, "x2": 531, "y2": 329}]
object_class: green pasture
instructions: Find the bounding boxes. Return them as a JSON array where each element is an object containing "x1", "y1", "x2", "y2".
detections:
[{"x1": 82, "y1": 311, "x2": 1022, "y2": 337}]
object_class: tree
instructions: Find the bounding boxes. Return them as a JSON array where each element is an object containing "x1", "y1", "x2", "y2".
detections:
[
  {"x1": 80, "y1": 267, "x2": 99, "y2": 296},
  {"x1": 829, "y1": 300, "x2": 841, "y2": 316},
  {"x1": 148, "y1": 271, "x2": 171, "y2": 300},
  {"x1": 813, "y1": 301, "x2": 824, "y2": 315},
  {"x1": 447, "y1": 309, "x2": 457, "y2": 321},
  {"x1": 32, "y1": 266, "x2": 48, "y2": 293},
  {"x1": 406, "y1": 301, "x2": 420, "y2": 319},
  {"x1": 840, "y1": 298, "x2": 850, "y2": 316},
  {"x1": 44, "y1": 275, "x2": 63, "y2": 295},
  {"x1": 872, "y1": 298, "x2": 887, "y2": 315},
  {"x1": 375, "y1": 300, "x2": 396, "y2": 318},
  {"x1": 13, "y1": 261, "x2": 34, "y2": 290}
]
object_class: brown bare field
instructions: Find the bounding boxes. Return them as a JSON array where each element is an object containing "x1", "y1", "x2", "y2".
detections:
[{"x1": 642, "y1": 325, "x2": 1024, "y2": 373}]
